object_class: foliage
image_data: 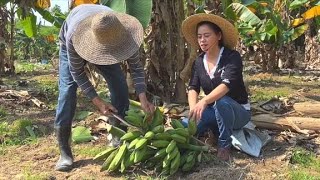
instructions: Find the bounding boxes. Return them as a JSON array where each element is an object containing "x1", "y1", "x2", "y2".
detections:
[
  {"x1": 290, "y1": 147, "x2": 316, "y2": 166},
  {"x1": 0, "y1": 119, "x2": 38, "y2": 146},
  {"x1": 101, "y1": 0, "x2": 152, "y2": 29},
  {"x1": 289, "y1": 147, "x2": 320, "y2": 179},
  {"x1": 225, "y1": 1, "x2": 308, "y2": 47},
  {"x1": 72, "y1": 126, "x2": 94, "y2": 144},
  {"x1": 0, "y1": 106, "x2": 7, "y2": 120},
  {"x1": 15, "y1": 62, "x2": 52, "y2": 73}
]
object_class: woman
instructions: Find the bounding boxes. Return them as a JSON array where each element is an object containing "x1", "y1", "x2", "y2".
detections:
[{"x1": 181, "y1": 14, "x2": 251, "y2": 161}]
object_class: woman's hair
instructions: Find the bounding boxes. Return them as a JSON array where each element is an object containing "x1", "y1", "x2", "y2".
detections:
[{"x1": 196, "y1": 21, "x2": 223, "y2": 47}]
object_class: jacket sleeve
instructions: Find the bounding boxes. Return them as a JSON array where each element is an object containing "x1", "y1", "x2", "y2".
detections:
[
  {"x1": 188, "y1": 60, "x2": 200, "y2": 94},
  {"x1": 127, "y1": 51, "x2": 146, "y2": 95},
  {"x1": 220, "y1": 51, "x2": 243, "y2": 90},
  {"x1": 67, "y1": 40, "x2": 98, "y2": 100}
]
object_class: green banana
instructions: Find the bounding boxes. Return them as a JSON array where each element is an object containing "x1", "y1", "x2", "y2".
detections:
[
  {"x1": 126, "y1": 150, "x2": 136, "y2": 167},
  {"x1": 93, "y1": 147, "x2": 116, "y2": 161},
  {"x1": 144, "y1": 131, "x2": 155, "y2": 140},
  {"x1": 166, "y1": 140, "x2": 177, "y2": 154},
  {"x1": 128, "y1": 137, "x2": 141, "y2": 149},
  {"x1": 179, "y1": 152, "x2": 189, "y2": 167},
  {"x1": 170, "y1": 119, "x2": 185, "y2": 129},
  {"x1": 125, "y1": 109, "x2": 144, "y2": 118},
  {"x1": 120, "y1": 150, "x2": 131, "y2": 173},
  {"x1": 177, "y1": 143, "x2": 209, "y2": 152},
  {"x1": 100, "y1": 149, "x2": 118, "y2": 172},
  {"x1": 134, "y1": 146, "x2": 147, "y2": 163},
  {"x1": 188, "y1": 118, "x2": 197, "y2": 136},
  {"x1": 152, "y1": 148, "x2": 167, "y2": 160},
  {"x1": 150, "y1": 107, "x2": 164, "y2": 129},
  {"x1": 174, "y1": 128, "x2": 190, "y2": 137},
  {"x1": 120, "y1": 130, "x2": 142, "y2": 141},
  {"x1": 171, "y1": 134, "x2": 187, "y2": 144},
  {"x1": 170, "y1": 151, "x2": 180, "y2": 175},
  {"x1": 135, "y1": 138, "x2": 148, "y2": 150},
  {"x1": 186, "y1": 151, "x2": 196, "y2": 163},
  {"x1": 124, "y1": 115, "x2": 143, "y2": 127},
  {"x1": 151, "y1": 125, "x2": 165, "y2": 134},
  {"x1": 106, "y1": 123, "x2": 126, "y2": 138},
  {"x1": 182, "y1": 155, "x2": 196, "y2": 171},
  {"x1": 153, "y1": 132, "x2": 171, "y2": 141},
  {"x1": 166, "y1": 146, "x2": 179, "y2": 161},
  {"x1": 162, "y1": 156, "x2": 171, "y2": 169},
  {"x1": 108, "y1": 143, "x2": 127, "y2": 171},
  {"x1": 150, "y1": 140, "x2": 170, "y2": 148}
]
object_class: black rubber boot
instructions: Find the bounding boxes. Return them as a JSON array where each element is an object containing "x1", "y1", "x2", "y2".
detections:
[{"x1": 55, "y1": 126, "x2": 73, "y2": 171}]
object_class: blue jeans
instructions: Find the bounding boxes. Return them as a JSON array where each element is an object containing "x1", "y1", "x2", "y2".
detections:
[
  {"x1": 183, "y1": 96, "x2": 250, "y2": 148},
  {"x1": 54, "y1": 44, "x2": 129, "y2": 128}
]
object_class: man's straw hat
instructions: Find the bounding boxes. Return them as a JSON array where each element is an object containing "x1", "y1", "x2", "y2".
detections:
[
  {"x1": 182, "y1": 13, "x2": 239, "y2": 49},
  {"x1": 72, "y1": 11, "x2": 143, "y2": 65}
]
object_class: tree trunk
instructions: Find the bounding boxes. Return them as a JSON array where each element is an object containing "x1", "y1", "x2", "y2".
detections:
[
  {"x1": 146, "y1": 0, "x2": 186, "y2": 104},
  {"x1": 0, "y1": 6, "x2": 9, "y2": 76},
  {"x1": 293, "y1": 102, "x2": 320, "y2": 118},
  {"x1": 304, "y1": 19, "x2": 320, "y2": 69},
  {"x1": 252, "y1": 114, "x2": 320, "y2": 133}
]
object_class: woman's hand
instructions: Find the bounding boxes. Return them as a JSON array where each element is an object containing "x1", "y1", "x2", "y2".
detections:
[
  {"x1": 189, "y1": 99, "x2": 208, "y2": 122},
  {"x1": 92, "y1": 97, "x2": 118, "y2": 115}
]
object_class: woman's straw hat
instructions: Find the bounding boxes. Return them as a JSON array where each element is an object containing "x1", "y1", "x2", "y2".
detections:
[
  {"x1": 72, "y1": 11, "x2": 144, "y2": 65},
  {"x1": 182, "y1": 13, "x2": 239, "y2": 49}
]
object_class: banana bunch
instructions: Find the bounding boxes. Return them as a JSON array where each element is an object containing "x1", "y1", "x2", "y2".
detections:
[{"x1": 94, "y1": 105, "x2": 209, "y2": 176}]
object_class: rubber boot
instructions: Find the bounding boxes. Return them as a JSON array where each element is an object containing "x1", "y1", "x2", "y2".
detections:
[{"x1": 55, "y1": 126, "x2": 73, "y2": 171}]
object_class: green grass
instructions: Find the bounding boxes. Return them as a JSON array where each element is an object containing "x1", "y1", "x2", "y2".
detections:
[
  {"x1": 74, "y1": 144, "x2": 107, "y2": 157},
  {"x1": 289, "y1": 147, "x2": 320, "y2": 180},
  {"x1": 0, "y1": 106, "x2": 7, "y2": 120},
  {"x1": 22, "y1": 166, "x2": 51, "y2": 180},
  {"x1": 0, "y1": 119, "x2": 38, "y2": 147},
  {"x1": 15, "y1": 62, "x2": 52, "y2": 74},
  {"x1": 245, "y1": 74, "x2": 320, "y2": 102}
]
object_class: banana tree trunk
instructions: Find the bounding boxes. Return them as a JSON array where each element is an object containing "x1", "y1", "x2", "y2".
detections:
[
  {"x1": 146, "y1": 0, "x2": 186, "y2": 104},
  {"x1": 304, "y1": 20, "x2": 320, "y2": 69},
  {"x1": 0, "y1": 6, "x2": 10, "y2": 76}
]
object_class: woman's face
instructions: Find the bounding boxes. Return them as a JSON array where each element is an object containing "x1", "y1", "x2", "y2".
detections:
[{"x1": 197, "y1": 24, "x2": 222, "y2": 52}]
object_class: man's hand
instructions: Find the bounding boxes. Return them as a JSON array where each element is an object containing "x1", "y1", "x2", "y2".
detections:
[
  {"x1": 92, "y1": 97, "x2": 117, "y2": 115},
  {"x1": 138, "y1": 93, "x2": 155, "y2": 114},
  {"x1": 189, "y1": 99, "x2": 208, "y2": 122}
]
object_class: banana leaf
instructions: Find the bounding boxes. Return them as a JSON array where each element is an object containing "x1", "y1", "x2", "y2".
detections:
[
  {"x1": 230, "y1": 3, "x2": 262, "y2": 26},
  {"x1": 125, "y1": 0, "x2": 152, "y2": 29},
  {"x1": 20, "y1": 14, "x2": 37, "y2": 37}
]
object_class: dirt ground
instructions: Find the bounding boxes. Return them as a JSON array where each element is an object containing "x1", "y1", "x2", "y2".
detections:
[
  {"x1": 1, "y1": 71, "x2": 320, "y2": 180},
  {"x1": 1, "y1": 105, "x2": 318, "y2": 180}
]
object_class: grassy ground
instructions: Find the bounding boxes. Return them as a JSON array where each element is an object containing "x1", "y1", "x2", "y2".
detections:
[{"x1": 0, "y1": 62, "x2": 319, "y2": 179}]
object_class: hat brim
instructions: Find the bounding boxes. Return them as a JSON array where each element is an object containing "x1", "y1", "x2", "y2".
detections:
[
  {"x1": 72, "y1": 12, "x2": 143, "y2": 65},
  {"x1": 182, "y1": 13, "x2": 239, "y2": 49}
]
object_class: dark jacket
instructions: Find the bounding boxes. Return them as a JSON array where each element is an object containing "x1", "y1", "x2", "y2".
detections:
[{"x1": 188, "y1": 47, "x2": 248, "y2": 104}]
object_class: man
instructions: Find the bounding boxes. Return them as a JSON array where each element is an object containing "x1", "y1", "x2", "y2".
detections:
[{"x1": 55, "y1": 4, "x2": 154, "y2": 171}]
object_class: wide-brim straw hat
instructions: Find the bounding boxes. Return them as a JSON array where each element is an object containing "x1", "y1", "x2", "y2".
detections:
[
  {"x1": 72, "y1": 11, "x2": 144, "y2": 65},
  {"x1": 182, "y1": 13, "x2": 239, "y2": 49}
]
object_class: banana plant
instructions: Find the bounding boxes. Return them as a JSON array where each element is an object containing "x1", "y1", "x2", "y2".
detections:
[
  {"x1": 101, "y1": 0, "x2": 152, "y2": 29},
  {"x1": 225, "y1": 1, "x2": 308, "y2": 47}
]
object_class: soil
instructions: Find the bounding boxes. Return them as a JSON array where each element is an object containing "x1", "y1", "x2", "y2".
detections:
[
  {"x1": 1, "y1": 73, "x2": 320, "y2": 180},
  {"x1": 1, "y1": 106, "x2": 317, "y2": 180}
]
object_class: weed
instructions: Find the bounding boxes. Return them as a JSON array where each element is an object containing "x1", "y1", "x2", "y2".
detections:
[
  {"x1": 289, "y1": 147, "x2": 320, "y2": 179},
  {"x1": 0, "y1": 119, "x2": 38, "y2": 146},
  {"x1": 74, "y1": 145, "x2": 106, "y2": 157},
  {"x1": 290, "y1": 148, "x2": 315, "y2": 166},
  {"x1": 15, "y1": 62, "x2": 51, "y2": 74},
  {"x1": 0, "y1": 106, "x2": 7, "y2": 119}
]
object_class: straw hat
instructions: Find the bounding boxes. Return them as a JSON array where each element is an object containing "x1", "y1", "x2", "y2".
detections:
[
  {"x1": 72, "y1": 11, "x2": 144, "y2": 65},
  {"x1": 182, "y1": 13, "x2": 239, "y2": 49}
]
